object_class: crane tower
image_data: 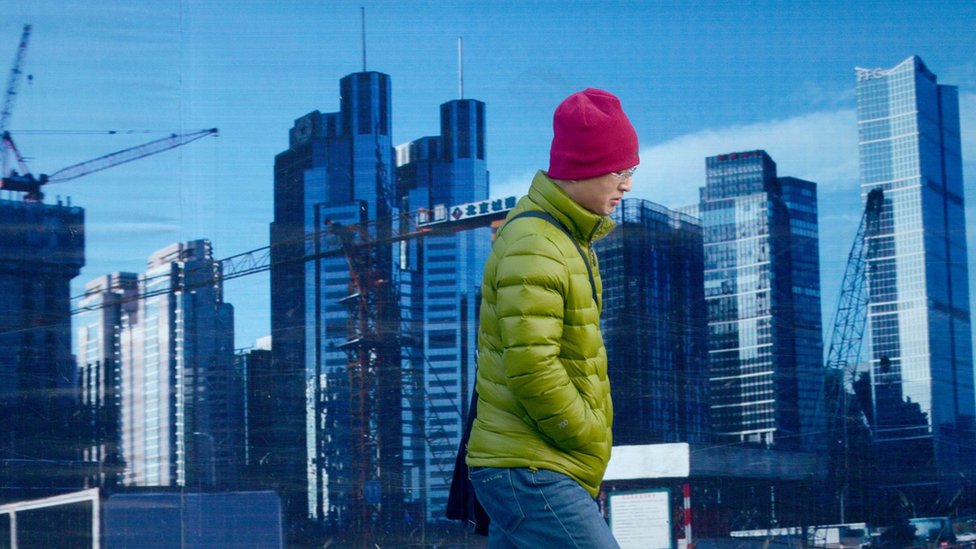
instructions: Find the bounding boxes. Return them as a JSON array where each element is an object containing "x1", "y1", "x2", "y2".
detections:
[{"x1": 819, "y1": 187, "x2": 884, "y2": 523}]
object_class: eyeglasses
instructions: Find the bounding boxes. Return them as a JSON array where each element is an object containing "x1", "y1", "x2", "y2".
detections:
[{"x1": 611, "y1": 166, "x2": 637, "y2": 179}]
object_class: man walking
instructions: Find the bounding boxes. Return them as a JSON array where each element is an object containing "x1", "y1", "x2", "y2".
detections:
[{"x1": 467, "y1": 88, "x2": 639, "y2": 548}]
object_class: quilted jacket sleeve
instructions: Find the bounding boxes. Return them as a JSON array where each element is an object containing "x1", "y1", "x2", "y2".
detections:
[{"x1": 494, "y1": 231, "x2": 607, "y2": 452}]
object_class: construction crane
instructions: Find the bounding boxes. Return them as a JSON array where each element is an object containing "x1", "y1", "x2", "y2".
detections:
[
  {"x1": 0, "y1": 128, "x2": 218, "y2": 201},
  {"x1": 0, "y1": 27, "x2": 215, "y2": 204},
  {"x1": 819, "y1": 187, "x2": 884, "y2": 524},
  {"x1": 326, "y1": 218, "x2": 402, "y2": 540},
  {"x1": 277, "y1": 200, "x2": 509, "y2": 542},
  {"x1": 69, "y1": 196, "x2": 513, "y2": 311},
  {"x1": 1, "y1": 24, "x2": 32, "y2": 177},
  {"x1": 68, "y1": 195, "x2": 514, "y2": 541}
]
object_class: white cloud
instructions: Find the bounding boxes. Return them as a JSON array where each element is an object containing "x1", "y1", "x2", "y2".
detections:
[
  {"x1": 484, "y1": 99, "x2": 976, "y2": 333},
  {"x1": 488, "y1": 109, "x2": 863, "y2": 209},
  {"x1": 632, "y1": 109, "x2": 860, "y2": 209},
  {"x1": 488, "y1": 94, "x2": 976, "y2": 230},
  {"x1": 490, "y1": 168, "x2": 539, "y2": 202}
]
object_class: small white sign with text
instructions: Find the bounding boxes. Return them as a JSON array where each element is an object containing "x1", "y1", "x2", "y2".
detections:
[{"x1": 608, "y1": 489, "x2": 672, "y2": 549}]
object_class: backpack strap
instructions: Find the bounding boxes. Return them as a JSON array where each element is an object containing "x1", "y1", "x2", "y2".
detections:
[
  {"x1": 504, "y1": 211, "x2": 597, "y2": 306},
  {"x1": 446, "y1": 210, "x2": 598, "y2": 532}
]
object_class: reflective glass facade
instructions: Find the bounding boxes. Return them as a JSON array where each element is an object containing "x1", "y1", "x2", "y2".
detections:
[
  {"x1": 778, "y1": 176, "x2": 825, "y2": 452},
  {"x1": 236, "y1": 346, "x2": 273, "y2": 486},
  {"x1": 856, "y1": 56, "x2": 975, "y2": 507},
  {"x1": 76, "y1": 272, "x2": 139, "y2": 489},
  {"x1": 701, "y1": 151, "x2": 822, "y2": 450},
  {"x1": 396, "y1": 99, "x2": 490, "y2": 522},
  {"x1": 111, "y1": 240, "x2": 239, "y2": 489},
  {"x1": 270, "y1": 72, "x2": 398, "y2": 529},
  {"x1": 597, "y1": 199, "x2": 710, "y2": 444}
]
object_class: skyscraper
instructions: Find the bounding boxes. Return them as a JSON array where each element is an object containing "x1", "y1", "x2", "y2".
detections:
[
  {"x1": 235, "y1": 341, "x2": 273, "y2": 488},
  {"x1": 270, "y1": 71, "x2": 398, "y2": 532},
  {"x1": 778, "y1": 176, "x2": 824, "y2": 451},
  {"x1": 76, "y1": 272, "x2": 139, "y2": 489},
  {"x1": 0, "y1": 198, "x2": 85, "y2": 501},
  {"x1": 700, "y1": 150, "x2": 822, "y2": 450},
  {"x1": 856, "y1": 56, "x2": 975, "y2": 511},
  {"x1": 596, "y1": 198, "x2": 710, "y2": 445},
  {"x1": 109, "y1": 240, "x2": 239, "y2": 489},
  {"x1": 396, "y1": 98, "x2": 489, "y2": 522}
]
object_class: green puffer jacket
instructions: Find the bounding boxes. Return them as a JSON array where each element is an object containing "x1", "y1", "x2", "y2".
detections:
[{"x1": 467, "y1": 170, "x2": 616, "y2": 497}]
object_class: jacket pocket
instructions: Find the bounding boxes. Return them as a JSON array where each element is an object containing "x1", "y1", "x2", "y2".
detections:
[{"x1": 469, "y1": 467, "x2": 526, "y2": 532}]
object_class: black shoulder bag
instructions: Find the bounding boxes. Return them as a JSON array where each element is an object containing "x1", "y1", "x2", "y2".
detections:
[{"x1": 445, "y1": 211, "x2": 597, "y2": 535}]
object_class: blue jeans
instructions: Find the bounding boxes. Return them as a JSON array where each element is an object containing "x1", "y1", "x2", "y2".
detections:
[{"x1": 469, "y1": 467, "x2": 620, "y2": 549}]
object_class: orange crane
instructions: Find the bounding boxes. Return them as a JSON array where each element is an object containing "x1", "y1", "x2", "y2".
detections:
[
  {"x1": 68, "y1": 196, "x2": 513, "y2": 542},
  {"x1": 0, "y1": 128, "x2": 218, "y2": 201},
  {"x1": 263, "y1": 203, "x2": 509, "y2": 542},
  {"x1": 68, "y1": 196, "x2": 512, "y2": 309}
]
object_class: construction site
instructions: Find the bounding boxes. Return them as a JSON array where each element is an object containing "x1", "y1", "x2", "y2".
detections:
[{"x1": 3, "y1": 14, "x2": 976, "y2": 549}]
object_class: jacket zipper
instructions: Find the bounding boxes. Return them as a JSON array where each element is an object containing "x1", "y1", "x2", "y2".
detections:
[{"x1": 586, "y1": 220, "x2": 601, "y2": 266}]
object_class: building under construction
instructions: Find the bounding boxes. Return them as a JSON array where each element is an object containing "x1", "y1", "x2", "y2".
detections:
[{"x1": 0, "y1": 196, "x2": 87, "y2": 502}]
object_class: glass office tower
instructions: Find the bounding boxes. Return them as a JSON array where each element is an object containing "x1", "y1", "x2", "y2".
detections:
[
  {"x1": 270, "y1": 71, "x2": 398, "y2": 531},
  {"x1": 597, "y1": 199, "x2": 710, "y2": 445},
  {"x1": 856, "y1": 56, "x2": 975, "y2": 510},
  {"x1": 778, "y1": 176, "x2": 824, "y2": 451},
  {"x1": 108, "y1": 240, "x2": 239, "y2": 489},
  {"x1": 76, "y1": 272, "x2": 139, "y2": 489},
  {"x1": 235, "y1": 344, "x2": 273, "y2": 488},
  {"x1": 701, "y1": 150, "x2": 822, "y2": 450},
  {"x1": 396, "y1": 98, "x2": 490, "y2": 523}
]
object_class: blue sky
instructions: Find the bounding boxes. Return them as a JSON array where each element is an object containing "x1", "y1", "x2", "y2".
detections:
[{"x1": 3, "y1": 1, "x2": 975, "y2": 348}]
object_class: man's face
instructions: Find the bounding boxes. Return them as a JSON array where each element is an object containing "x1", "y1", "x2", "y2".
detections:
[{"x1": 563, "y1": 169, "x2": 634, "y2": 216}]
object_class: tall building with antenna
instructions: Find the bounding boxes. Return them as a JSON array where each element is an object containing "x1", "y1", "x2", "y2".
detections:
[
  {"x1": 396, "y1": 96, "x2": 489, "y2": 523},
  {"x1": 269, "y1": 29, "x2": 496, "y2": 537},
  {"x1": 856, "y1": 56, "x2": 975, "y2": 515},
  {"x1": 270, "y1": 70, "x2": 398, "y2": 533}
]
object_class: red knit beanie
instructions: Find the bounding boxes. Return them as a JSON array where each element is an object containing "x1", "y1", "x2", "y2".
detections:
[{"x1": 548, "y1": 88, "x2": 639, "y2": 181}]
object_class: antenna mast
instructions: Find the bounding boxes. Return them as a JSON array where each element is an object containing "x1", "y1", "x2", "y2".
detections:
[
  {"x1": 361, "y1": 7, "x2": 367, "y2": 72},
  {"x1": 457, "y1": 36, "x2": 464, "y2": 100}
]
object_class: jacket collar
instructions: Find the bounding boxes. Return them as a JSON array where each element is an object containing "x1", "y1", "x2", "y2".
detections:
[{"x1": 527, "y1": 170, "x2": 615, "y2": 243}]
